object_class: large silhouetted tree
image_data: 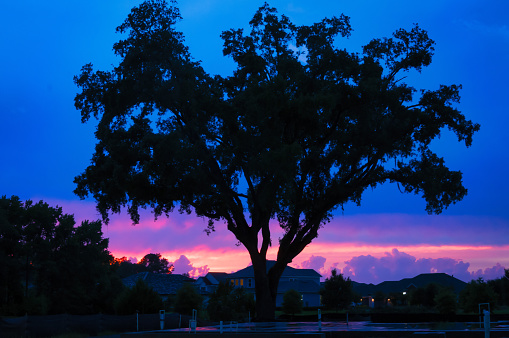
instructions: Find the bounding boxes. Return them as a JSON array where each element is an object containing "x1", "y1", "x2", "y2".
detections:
[{"x1": 73, "y1": 0, "x2": 479, "y2": 320}]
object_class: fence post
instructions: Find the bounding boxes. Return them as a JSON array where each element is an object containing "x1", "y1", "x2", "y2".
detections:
[
  {"x1": 318, "y1": 309, "x2": 322, "y2": 331},
  {"x1": 484, "y1": 310, "x2": 490, "y2": 338},
  {"x1": 159, "y1": 310, "x2": 165, "y2": 330}
]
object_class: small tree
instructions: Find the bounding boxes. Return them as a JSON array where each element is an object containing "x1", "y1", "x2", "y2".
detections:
[
  {"x1": 459, "y1": 278, "x2": 499, "y2": 313},
  {"x1": 207, "y1": 281, "x2": 255, "y2": 321},
  {"x1": 282, "y1": 289, "x2": 303, "y2": 316},
  {"x1": 174, "y1": 283, "x2": 203, "y2": 316},
  {"x1": 320, "y1": 269, "x2": 353, "y2": 311},
  {"x1": 487, "y1": 269, "x2": 509, "y2": 307},
  {"x1": 115, "y1": 278, "x2": 163, "y2": 315},
  {"x1": 435, "y1": 288, "x2": 457, "y2": 315}
]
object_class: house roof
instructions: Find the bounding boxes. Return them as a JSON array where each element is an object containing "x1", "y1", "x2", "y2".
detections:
[
  {"x1": 197, "y1": 276, "x2": 213, "y2": 286},
  {"x1": 228, "y1": 261, "x2": 321, "y2": 279},
  {"x1": 352, "y1": 273, "x2": 467, "y2": 296},
  {"x1": 122, "y1": 272, "x2": 195, "y2": 296},
  {"x1": 207, "y1": 272, "x2": 228, "y2": 283}
]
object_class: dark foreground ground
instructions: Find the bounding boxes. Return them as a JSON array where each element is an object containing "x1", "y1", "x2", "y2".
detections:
[
  {"x1": 118, "y1": 321, "x2": 509, "y2": 338},
  {"x1": 120, "y1": 331, "x2": 508, "y2": 338}
]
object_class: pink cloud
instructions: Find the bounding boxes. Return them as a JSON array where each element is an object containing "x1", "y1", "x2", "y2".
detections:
[
  {"x1": 170, "y1": 254, "x2": 210, "y2": 278},
  {"x1": 338, "y1": 248, "x2": 506, "y2": 284}
]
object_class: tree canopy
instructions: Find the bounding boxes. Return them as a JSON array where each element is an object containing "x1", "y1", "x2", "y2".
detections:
[
  {"x1": 113, "y1": 253, "x2": 174, "y2": 278},
  {"x1": 73, "y1": 0, "x2": 479, "y2": 320},
  {"x1": 115, "y1": 278, "x2": 163, "y2": 315},
  {"x1": 320, "y1": 268, "x2": 353, "y2": 310},
  {"x1": 138, "y1": 253, "x2": 174, "y2": 274},
  {"x1": 0, "y1": 195, "x2": 119, "y2": 315},
  {"x1": 460, "y1": 278, "x2": 499, "y2": 313}
]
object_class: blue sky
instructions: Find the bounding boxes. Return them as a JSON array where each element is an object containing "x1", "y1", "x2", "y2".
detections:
[{"x1": 1, "y1": 0, "x2": 508, "y2": 283}]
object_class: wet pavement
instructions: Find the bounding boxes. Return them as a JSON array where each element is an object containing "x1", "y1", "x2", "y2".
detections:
[{"x1": 164, "y1": 320, "x2": 509, "y2": 333}]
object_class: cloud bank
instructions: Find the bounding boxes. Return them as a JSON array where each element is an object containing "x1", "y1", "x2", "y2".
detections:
[{"x1": 296, "y1": 249, "x2": 506, "y2": 284}]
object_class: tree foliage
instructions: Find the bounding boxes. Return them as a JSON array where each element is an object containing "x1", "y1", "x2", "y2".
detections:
[
  {"x1": 113, "y1": 253, "x2": 174, "y2": 278},
  {"x1": 434, "y1": 287, "x2": 457, "y2": 315},
  {"x1": 282, "y1": 289, "x2": 303, "y2": 316},
  {"x1": 206, "y1": 281, "x2": 255, "y2": 321},
  {"x1": 115, "y1": 278, "x2": 163, "y2": 314},
  {"x1": 138, "y1": 253, "x2": 173, "y2": 274},
  {"x1": 73, "y1": 0, "x2": 479, "y2": 320},
  {"x1": 174, "y1": 282, "x2": 203, "y2": 316},
  {"x1": 487, "y1": 269, "x2": 509, "y2": 307},
  {"x1": 0, "y1": 195, "x2": 120, "y2": 315},
  {"x1": 459, "y1": 278, "x2": 499, "y2": 313},
  {"x1": 320, "y1": 268, "x2": 353, "y2": 310}
]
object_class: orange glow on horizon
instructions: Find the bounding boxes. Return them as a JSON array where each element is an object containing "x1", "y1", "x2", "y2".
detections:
[{"x1": 109, "y1": 243, "x2": 509, "y2": 278}]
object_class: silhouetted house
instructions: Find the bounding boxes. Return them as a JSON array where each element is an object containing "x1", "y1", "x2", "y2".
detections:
[
  {"x1": 353, "y1": 273, "x2": 467, "y2": 307},
  {"x1": 195, "y1": 272, "x2": 228, "y2": 294},
  {"x1": 227, "y1": 261, "x2": 321, "y2": 307},
  {"x1": 122, "y1": 272, "x2": 195, "y2": 301}
]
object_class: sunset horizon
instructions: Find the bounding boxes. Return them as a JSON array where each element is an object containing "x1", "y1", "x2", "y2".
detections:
[{"x1": 35, "y1": 197, "x2": 506, "y2": 285}]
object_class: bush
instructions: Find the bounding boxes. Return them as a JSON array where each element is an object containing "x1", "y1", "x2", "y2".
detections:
[
  {"x1": 459, "y1": 278, "x2": 498, "y2": 313},
  {"x1": 320, "y1": 268, "x2": 353, "y2": 310},
  {"x1": 207, "y1": 282, "x2": 255, "y2": 321},
  {"x1": 435, "y1": 288, "x2": 457, "y2": 315},
  {"x1": 282, "y1": 289, "x2": 303, "y2": 316},
  {"x1": 174, "y1": 283, "x2": 203, "y2": 316},
  {"x1": 114, "y1": 279, "x2": 163, "y2": 315}
]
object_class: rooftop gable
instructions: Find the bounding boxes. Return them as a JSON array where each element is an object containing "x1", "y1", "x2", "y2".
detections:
[
  {"x1": 352, "y1": 273, "x2": 467, "y2": 296},
  {"x1": 228, "y1": 261, "x2": 321, "y2": 279},
  {"x1": 206, "y1": 272, "x2": 228, "y2": 284}
]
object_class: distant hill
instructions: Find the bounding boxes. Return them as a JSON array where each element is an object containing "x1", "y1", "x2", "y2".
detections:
[{"x1": 352, "y1": 273, "x2": 467, "y2": 296}]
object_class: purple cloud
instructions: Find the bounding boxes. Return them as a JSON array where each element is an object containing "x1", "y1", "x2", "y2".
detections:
[
  {"x1": 471, "y1": 263, "x2": 506, "y2": 281},
  {"x1": 299, "y1": 255, "x2": 326, "y2": 272},
  {"x1": 339, "y1": 248, "x2": 506, "y2": 284}
]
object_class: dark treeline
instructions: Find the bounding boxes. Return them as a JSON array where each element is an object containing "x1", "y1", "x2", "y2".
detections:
[{"x1": 0, "y1": 195, "x2": 173, "y2": 316}]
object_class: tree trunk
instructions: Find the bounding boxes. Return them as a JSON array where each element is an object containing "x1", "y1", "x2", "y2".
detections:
[{"x1": 251, "y1": 254, "x2": 285, "y2": 321}]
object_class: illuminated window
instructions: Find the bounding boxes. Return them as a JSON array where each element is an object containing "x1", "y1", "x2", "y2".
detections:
[
  {"x1": 235, "y1": 279, "x2": 238, "y2": 286},
  {"x1": 240, "y1": 279, "x2": 244, "y2": 286}
]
